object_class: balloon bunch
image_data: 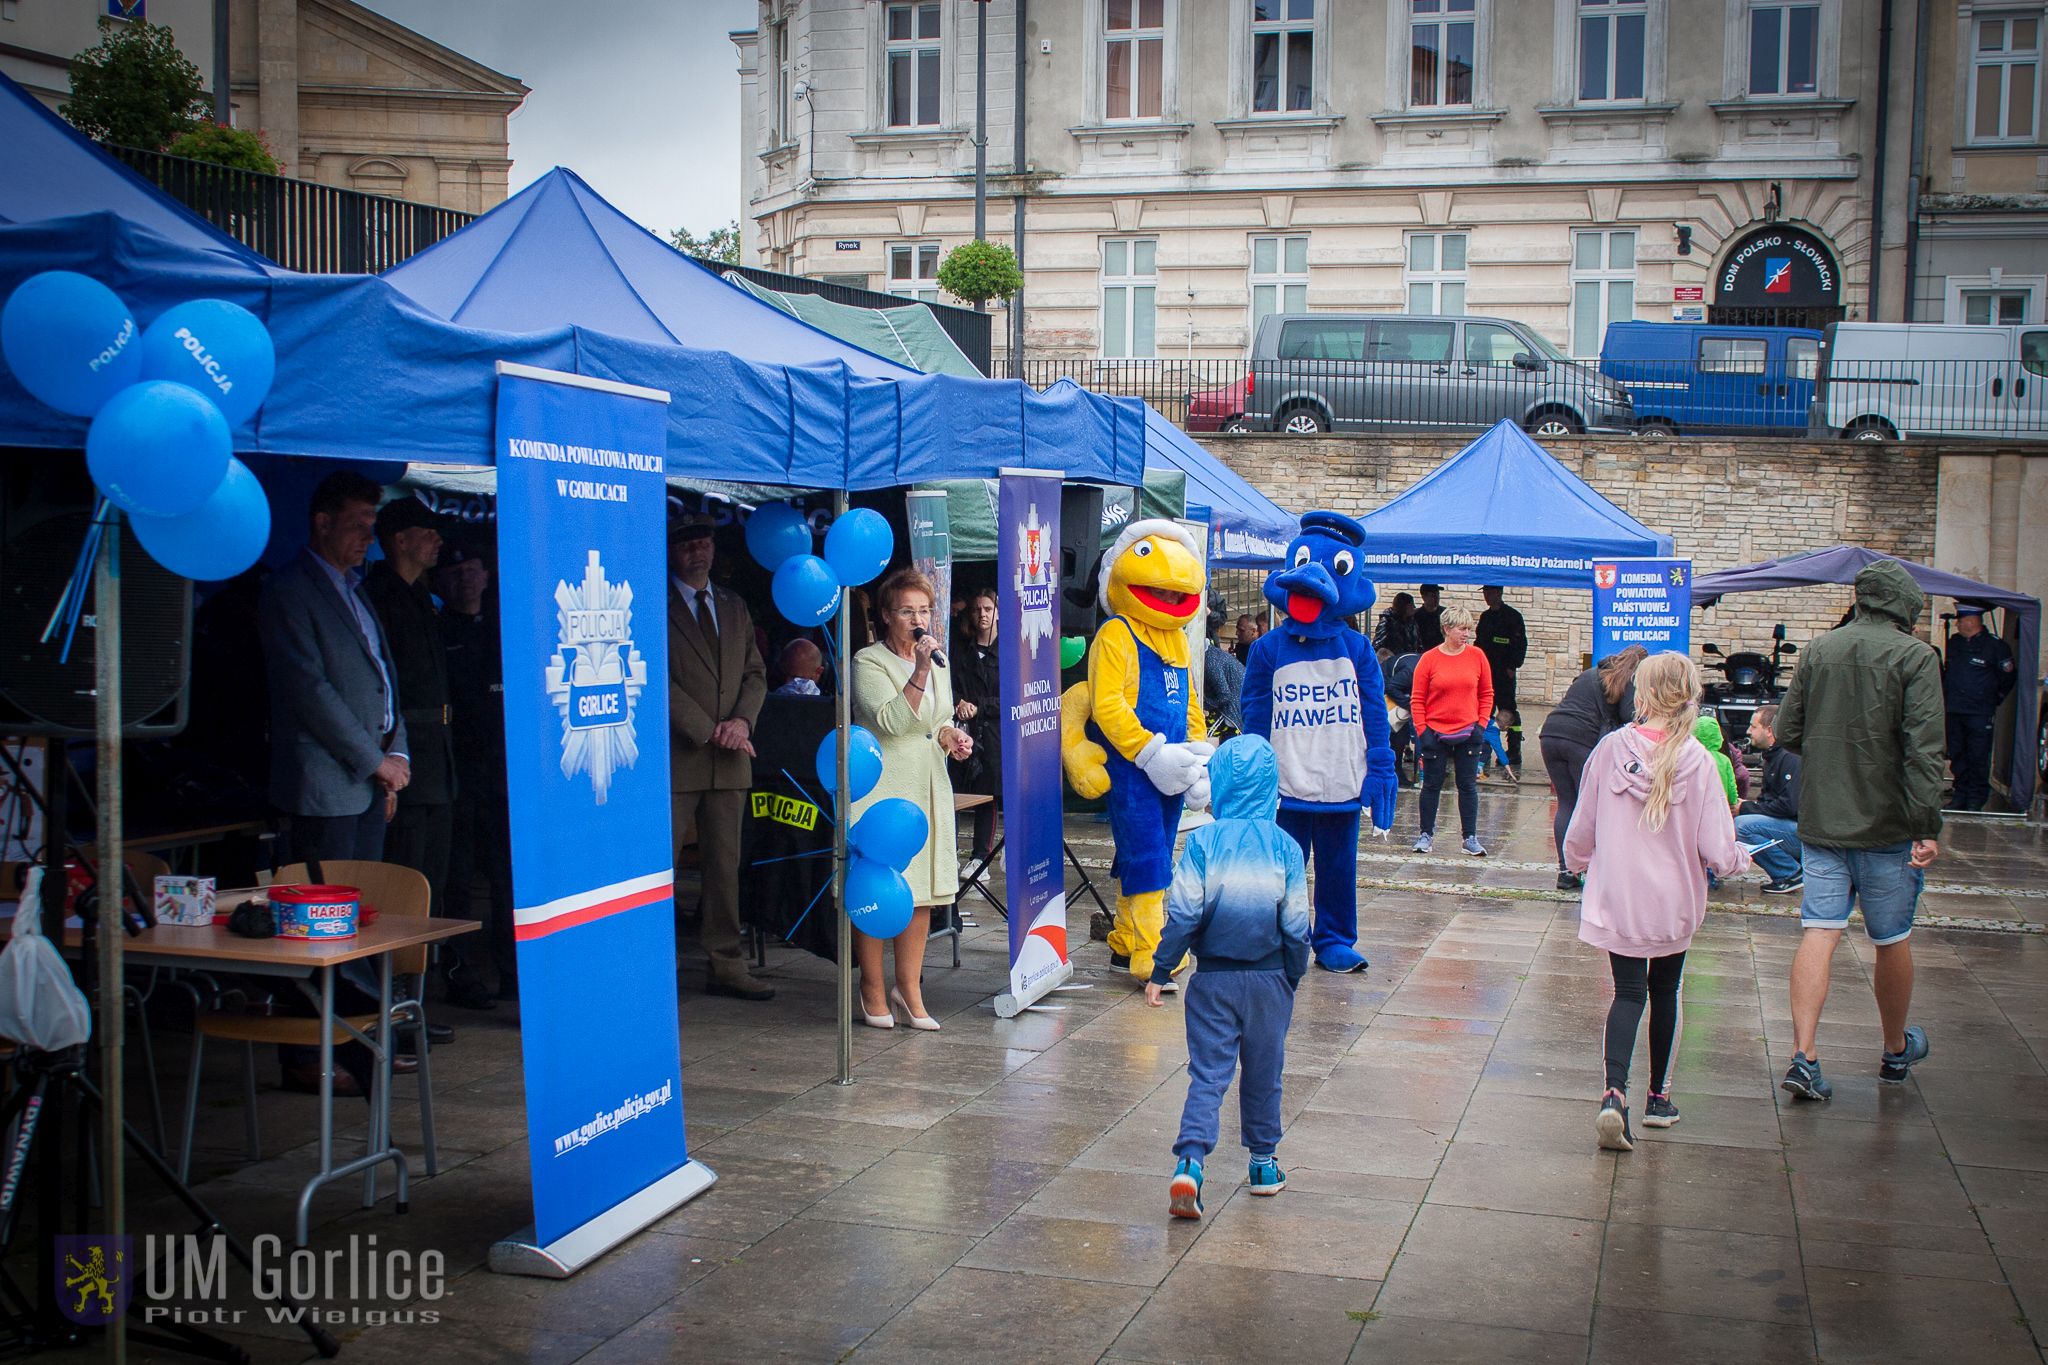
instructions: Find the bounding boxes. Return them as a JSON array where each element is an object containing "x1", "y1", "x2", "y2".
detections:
[
  {"x1": 744, "y1": 499, "x2": 925, "y2": 940},
  {"x1": 0, "y1": 273, "x2": 276, "y2": 606}
]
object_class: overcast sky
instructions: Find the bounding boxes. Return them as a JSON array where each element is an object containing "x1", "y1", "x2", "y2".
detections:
[{"x1": 356, "y1": 0, "x2": 758, "y2": 238}]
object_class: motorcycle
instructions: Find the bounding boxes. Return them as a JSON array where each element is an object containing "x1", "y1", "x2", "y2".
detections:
[{"x1": 1700, "y1": 623, "x2": 1797, "y2": 754}]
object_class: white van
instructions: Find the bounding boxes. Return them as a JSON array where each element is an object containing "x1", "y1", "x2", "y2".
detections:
[{"x1": 1811, "y1": 322, "x2": 2048, "y2": 441}]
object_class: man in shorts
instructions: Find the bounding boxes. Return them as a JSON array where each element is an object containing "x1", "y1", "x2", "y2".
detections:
[{"x1": 1774, "y1": 560, "x2": 1947, "y2": 1101}]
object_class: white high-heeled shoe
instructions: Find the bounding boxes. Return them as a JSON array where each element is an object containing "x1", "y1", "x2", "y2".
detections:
[
  {"x1": 891, "y1": 987, "x2": 941, "y2": 1031},
  {"x1": 860, "y1": 995, "x2": 896, "y2": 1029}
]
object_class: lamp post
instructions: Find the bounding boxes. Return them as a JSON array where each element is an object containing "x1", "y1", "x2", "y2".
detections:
[{"x1": 974, "y1": 0, "x2": 989, "y2": 250}]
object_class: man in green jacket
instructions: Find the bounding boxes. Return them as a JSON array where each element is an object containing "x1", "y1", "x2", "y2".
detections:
[{"x1": 1774, "y1": 560, "x2": 1945, "y2": 1103}]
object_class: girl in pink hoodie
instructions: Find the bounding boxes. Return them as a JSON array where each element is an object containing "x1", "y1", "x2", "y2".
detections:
[{"x1": 1563, "y1": 652, "x2": 1751, "y2": 1151}]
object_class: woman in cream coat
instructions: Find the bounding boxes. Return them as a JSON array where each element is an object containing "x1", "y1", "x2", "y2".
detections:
[{"x1": 852, "y1": 567, "x2": 974, "y2": 1029}]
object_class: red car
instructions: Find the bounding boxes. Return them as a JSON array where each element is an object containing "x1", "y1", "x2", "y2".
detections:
[{"x1": 1185, "y1": 374, "x2": 1251, "y2": 432}]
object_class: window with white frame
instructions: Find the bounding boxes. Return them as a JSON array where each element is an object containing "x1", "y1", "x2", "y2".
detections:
[
  {"x1": 1101, "y1": 238, "x2": 1158, "y2": 358},
  {"x1": 1411, "y1": 0, "x2": 1477, "y2": 108},
  {"x1": 888, "y1": 242, "x2": 942, "y2": 303},
  {"x1": 1747, "y1": 2, "x2": 1818, "y2": 96},
  {"x1": 1106, "y1": 0, "x2": 1166, "y2": 120},
  {"x1": 885, "y1": 2, "x2": 942, "y2": 128},
  {"x1": 770, "y1": 17, "x2": 797, "y2": 142},
  {"x1": 1252, "y1": 1, "x2": 1317, "y2": 113},
  {"x1": 1578, "y1": 0, "x2": 1646, "y2": 101},
  {"x1": 1406, "y1": 233, "x2": 1468, "y2": 314},
  {"x1": 1970, "y1": 13, "x2": 2041, "y2": 143},
  {"x1": 1570, "y1": 229, "x2": 1635, "y2": 358},
  {"x1": 1250, "y1": 235, "x2": 1308, "y2": 335}
]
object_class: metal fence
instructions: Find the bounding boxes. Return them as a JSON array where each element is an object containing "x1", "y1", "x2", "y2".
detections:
[
  {"x1": 1024, "y1": 352, "x2": 2048, "y2": 441},
  {"x1": 105, "y1": 146, "x2": 476, "y2": 275}
]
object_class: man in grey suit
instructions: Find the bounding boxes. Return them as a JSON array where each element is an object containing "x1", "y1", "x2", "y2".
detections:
[
  {"x1": 669, "y1": 517, "x2": 773, "y2": 1000},
  {"x1": 258, "y1": 471, "x2": 419, "y2": 1092}
]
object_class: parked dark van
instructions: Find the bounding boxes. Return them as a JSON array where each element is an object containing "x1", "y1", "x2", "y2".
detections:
[
  {"x1": 1600, "y1": 322, "x2": 1822, "y2": 435},
  {"x1": 1244, "y1": 313, "x2": 1634, "y2": 436}
]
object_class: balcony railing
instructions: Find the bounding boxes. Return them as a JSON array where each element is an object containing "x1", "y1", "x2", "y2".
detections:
[
  {"x1": 1023, "y1": 354, "x2": 2048, "y2": 441},
  {"x1": 105, "y1": 146, "x2": 476, "y2": 275}
]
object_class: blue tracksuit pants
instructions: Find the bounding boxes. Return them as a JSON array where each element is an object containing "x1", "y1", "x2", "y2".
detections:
[
  {"x1": 1175, "y1": 969, "x2": 1295, "y2": 1161},
  {"x1": 1277, "y1": 806, "x2": 1361, "y2": 962}
]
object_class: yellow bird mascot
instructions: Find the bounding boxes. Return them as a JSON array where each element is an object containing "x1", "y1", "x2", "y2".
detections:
[{"x1": 1060, "y1": 519, "x2": 1212, "y2": 987}]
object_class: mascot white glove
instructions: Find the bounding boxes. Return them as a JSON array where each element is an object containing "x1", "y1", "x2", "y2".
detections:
[{"x1": 1136, "y1": 733, "x2": 1214, "y2": 798}]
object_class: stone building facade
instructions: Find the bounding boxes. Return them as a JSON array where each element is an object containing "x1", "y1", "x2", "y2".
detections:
[
  {"x1": 2, "y1": 0, "x2": 525, "y2": 213},
  {"x1": 733, "y1": 0, "x2": 1917, "y2": 366}
]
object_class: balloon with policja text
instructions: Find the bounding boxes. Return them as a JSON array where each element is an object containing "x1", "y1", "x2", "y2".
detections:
[
  {"x1": 0, "y1": 271, "x2": 141, "y2": 416},
  {"x1": 772, "y1": 552, "x2": 842, "y2": 626},
  {"x1": 842, "y1": 854, "x2": 914, "y2": 939},
  {"x1": 128, "y1": 457, "x2": 270, "y2": 582},
  {"x1": 138, "y1": 298, "x2": 276, "y2": 429},
  {"x1": 86, "y1": 380, "x2": 232, "y2": 518},
  {"x1": 816, "y1": 725, "x2": 884, "y2": 803},
  {"x1": 744, "y1": 500, "x2": 813, "y2": 571},
  {"x1": 852, "y1": 798, "x2": 929, "y2": 873},
  {"x1": 823, "y1": 507, "x2": 892, "y2": 587}
]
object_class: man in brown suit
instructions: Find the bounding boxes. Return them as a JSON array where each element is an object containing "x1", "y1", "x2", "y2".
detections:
[{"x1": 668, "y1": 517, "x2": 774, "y2": 999}]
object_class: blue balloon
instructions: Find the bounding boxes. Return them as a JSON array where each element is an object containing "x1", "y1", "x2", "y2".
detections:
[
  {"x1": 138, "y1": 298, "x2": 276, "y2": 429},
  {"x1": 816, "y1": 725, "x2": 884, "y2": 802},
  {"x1": 0, "y1": 271, "x2": 141, "y2": 416},
  {"x1": 86, "y1": 381, "x2": 232, "y2": 518},
  {"x1": 843, "y1": 855, "x2": 914, "y2": 939},
  {"x1": 129, "y1": 457, "x2": 271, "y2": 582},
  {"x1": 772, "y1": 552, "x2": 842, "y2": 626},
  {"x1": 853, "y1": 798, "x2": 929, "y2": 873},
  {"x1": 824, "y1": 507, "x2": 893, "y2": 588},
  {"x1": 744, "y1": 501, "x2": 812, "y2": 571}
]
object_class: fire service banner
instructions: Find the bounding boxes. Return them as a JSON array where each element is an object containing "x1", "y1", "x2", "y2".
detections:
[
  {"x1": 490, "y1": 363, "x2": 712, "y2": 1277},
  {"x1": 995, "y1": 469, "x2": 1073, "y2": 1016},
  {"x1": 1592, "y1": 557, "x2": 1693, "y2": 662}
]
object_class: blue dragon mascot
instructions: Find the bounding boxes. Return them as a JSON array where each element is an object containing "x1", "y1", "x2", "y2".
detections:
[
  {"x1": 1060, "y1": 519, "x2": 1211, "y2": 988},
  {"x1": 1241, "y1": 511, "x2": 1398, "y2": 973}
]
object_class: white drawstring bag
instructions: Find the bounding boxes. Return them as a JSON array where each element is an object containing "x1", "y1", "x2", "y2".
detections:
[{"x1": 0, "y1": 866, "x2": 93, "y2": 1052}]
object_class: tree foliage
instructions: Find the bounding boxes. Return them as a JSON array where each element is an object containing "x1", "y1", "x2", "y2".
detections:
[
  {"x1": 670, "y1": 221, "x2": 742, "y2": 265},
  {"x1": 62, "y1": 18, "x2": 211, "y2": 151},
  {"x1": 936, "y1": 240, "x2": 1022, "y2": 306},
  {"x1": 165, "y1": 122, "x2": 279, "y2": 174}
]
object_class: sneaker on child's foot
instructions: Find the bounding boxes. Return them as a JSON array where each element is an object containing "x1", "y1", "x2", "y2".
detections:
[
  {"x1": 1463, "y1": 835, "x2": 1486, "y2": 857},
  {"x1": 1879, "y1": 1026, "x2": 1930, "y2": 1084},
  {"x1": 1557, "y1": 870, "x2": 1584, "y2": 891},
  {"x1": 1781, "y1": 1052, "x2": 1833, "y2": 1102},
  {"x1": 1169, "y1": 1157, "x2": 1204, "y2": 1219},
  {"x1": 1412, "y1": 833, "x2": 1433, "y2": 854},
  {"x1": 1248, "y1": 1155, "x2": 1286, "y2": 1196},
  {"x1": 1761, "y1": 874, "x2": 1804, "y2": 894},
  {"x1": 1596, "y1": 1089, "x2": 1635, "y2": 1151},
  {"x1": 1642, "y1": 1093, "x2": 1681, "y2": 1128}
]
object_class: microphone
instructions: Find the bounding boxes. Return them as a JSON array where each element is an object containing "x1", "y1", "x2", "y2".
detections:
[{"x1": 912, "y1": 626, "x2": 947, "y2": 667}]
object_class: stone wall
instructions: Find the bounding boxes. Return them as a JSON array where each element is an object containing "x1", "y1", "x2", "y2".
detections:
[{"x1": 1197, "y1": 434, "x2": 1945, "y2": 706}]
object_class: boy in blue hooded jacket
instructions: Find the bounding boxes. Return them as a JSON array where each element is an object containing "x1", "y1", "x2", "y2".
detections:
[{"x1": 1145, "y1": 734, "x2": 1311, "y2": 1219}]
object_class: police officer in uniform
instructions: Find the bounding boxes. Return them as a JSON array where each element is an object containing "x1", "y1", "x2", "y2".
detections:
[
  {"x1": 365, "y1": 497, "x2": 495, "y2": 1011},
  {"x1": 1943, "y1": 602, "x2": 2016, "y2": 810},
  {"x1": 1477, "y1": 585, "x2": 1529, "y2": 774},
  {"x1": 435, "y1": 538, "x2": 518, "y2": 1000}
]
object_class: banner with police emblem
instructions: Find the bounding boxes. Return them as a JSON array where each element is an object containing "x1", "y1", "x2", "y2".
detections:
[
  {"x1": 490, "y1": 363, "x2": 712, "y2": 1277},
  {"x1": 994, "y1": 470, "x2": 1073, "y2": 1017}
]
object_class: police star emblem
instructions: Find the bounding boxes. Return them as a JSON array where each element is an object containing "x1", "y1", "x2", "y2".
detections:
[
  {"x1": 546, "y1": 550, "x2": 648, "y2": 804},
  {"x1": 1012, "y1": 503, "x2": 1057, "y2": 659}
]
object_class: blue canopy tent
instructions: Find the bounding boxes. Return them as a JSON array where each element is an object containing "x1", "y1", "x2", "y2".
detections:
[
  {"x1": 1127, "y1": 391, "x2": 1295, "y2": 567},
  {"x1": 1355, "y1": 420, "x2": 1674, "y2": 587},
  {"x1": 380, "y1": 168, "x2": 917, "y2": 380},
  {"x1": 1697, "y1": 546, "x2": 2040, "y2": 811}
]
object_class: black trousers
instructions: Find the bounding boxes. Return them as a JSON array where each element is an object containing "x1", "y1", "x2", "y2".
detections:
[
  {"x1": 1541, "y1": 736, "x2": 1594, "y2": 870},
  {"x1": 387, "y1": 799, "x2": 461, "y2": 973},
  {"x1": 1605, "y1": 951, "x2": 1686, "y2": 1097},
  {"x1": 447, "y1": 784, "x2": 517, "y2": 986},
  {"x1": 1419, "y1": 734, "x2": 1483, "y2": 838},
  {"x1": 1495, "y1": 669, "x2": 1522, "y2": 765},
  {"x1": 278, "y1": 809, "x2": 386, "y2": 1093},
  {"x1": 1946, "y1": 711, "x2": 1996, "y2": 810}
]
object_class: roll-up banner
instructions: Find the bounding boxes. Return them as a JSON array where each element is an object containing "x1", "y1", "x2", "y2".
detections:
[
  {"x1": 487, "y1": 362, "x2": 713, "y2": 1278},
  {"x1": 906, "y1": 490, "x2": 953, "y2": 631},
  {"x1": 1592, "y1": 557, "x2": 1693, "y2": 662},
  {"x1": 993, "y1": 469, "x2": 1072, "y2": 1017}
]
